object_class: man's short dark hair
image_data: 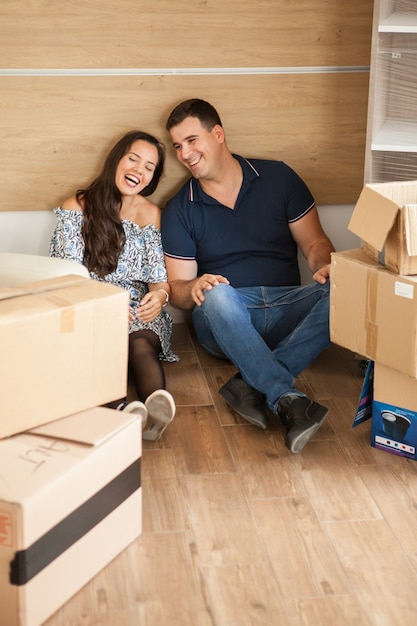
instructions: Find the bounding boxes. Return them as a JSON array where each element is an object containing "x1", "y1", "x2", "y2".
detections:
[{"x1": 166, "y1": 99, "x2": 223, "y2": 132}]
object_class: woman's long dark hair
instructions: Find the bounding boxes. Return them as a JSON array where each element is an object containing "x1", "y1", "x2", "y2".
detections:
[{"x1": 77, "y1": 130, "x2": 165, "y2": 278}]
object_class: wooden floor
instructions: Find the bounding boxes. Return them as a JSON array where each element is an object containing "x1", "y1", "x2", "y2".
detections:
[{"x1": 45, "y1": 322, "x2": 417, "y2": 626}]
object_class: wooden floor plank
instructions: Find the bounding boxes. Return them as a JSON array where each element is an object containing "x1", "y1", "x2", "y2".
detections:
[
  {"x1": 297, "y1": 440, "x2": 383, "y2": 522},
  {"x1": 326, "y1": 519, "x2": 417, "y2": 626},
  {"x1": 141, "y1": 448, "x2": 190, "y2": 533},
  {"x1": 128, "y1": 531, "x2": 213, "y2": 626},
  {"x1": 201, "y1": 563, "x2": 291, "y2": 625},
  {"x1": 294, "y1": 596, "x2": 370, "y2": 626},
  {"x1": 38, "y1": 323, "x2": 417, "y2": 626},
  {"x1": 359, "y1": 463, "x2": 417, "y2": 574},
  {"x1": 180, "y1": 473, "x2": 269, "y2": 567},
  {"x1": 224, "y1": 425, "x2": 307, "y2": 499},
  {"x1": 251, "y1": 497, "x2": 351, "y2": 602},
  {"x1": 163, "y1": 352, "x2": 213, "y2": 407},
  {"x1": 165, "y1": 405, "x2": 236, "y2": 475}
]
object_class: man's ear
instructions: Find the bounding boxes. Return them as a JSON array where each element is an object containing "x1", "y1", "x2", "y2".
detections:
[{"x1": 213, "y1": 124, "x2": 225, "y2": 144}]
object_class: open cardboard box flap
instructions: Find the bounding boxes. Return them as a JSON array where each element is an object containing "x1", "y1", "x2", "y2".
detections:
[
  {"x1": 348, "y1": 180, "x2": 417, "y2": 251},
  {"x1": 28, "y1": 407, "x2": 137, "y2": 446},
  {"x1": 348, "y1": 185, "x2": 400, "y2": 251},
  {"x1": 0, "y1": 408, "x2": 139, "y2": 504}
]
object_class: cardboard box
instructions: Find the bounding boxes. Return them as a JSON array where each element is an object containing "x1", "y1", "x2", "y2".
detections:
[
  {"x1": 0, "y1": 252, "x2": 90, "y2": 288},
  {"x1": 348, "y1": 180, "x2": 417, "y2": 275},
  {"x1": 353, "y1": 361, "x2": 417, "y2": 460},
  {"x1": 0, "y1": 275, "x2": 129, "y2": 438},
  {"x1": 330, "y1": 248, "x2": 417, "y2": 377},
  {"x1": 0, "y1": 407, "x2": 142, "y2": 626}
]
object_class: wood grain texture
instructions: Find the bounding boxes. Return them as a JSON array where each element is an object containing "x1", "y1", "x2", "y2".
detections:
[
  {"x1": 41, "y1": 324, "x2": 417, "y2": 626},
  {"x1": 0, "y1": 72, "x2": 369, "y2": 212},
  {"x1": 0, "y1": 1, "x2": 373, "y2": 211},
  {"x1": 0, "y1": 1, "x2": 373, "y2": 69}
]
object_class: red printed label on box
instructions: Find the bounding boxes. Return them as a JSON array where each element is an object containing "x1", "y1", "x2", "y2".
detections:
[{"x1": 0, "y1": 510, "x2": 13, "y2": 548}]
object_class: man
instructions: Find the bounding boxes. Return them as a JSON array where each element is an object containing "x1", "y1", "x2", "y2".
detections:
[{"x1": 161, "y1": 98, "x2": 335, "y2": 454}]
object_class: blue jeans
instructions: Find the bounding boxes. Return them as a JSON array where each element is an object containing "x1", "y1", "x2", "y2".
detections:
[{"x1": 192, "y1": 281, "x2": 331, "y2": 414}]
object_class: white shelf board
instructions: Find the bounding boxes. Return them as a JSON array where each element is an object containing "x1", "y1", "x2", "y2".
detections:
[
  {"x1": 379, "y1": 13, "x2": 417, "y2": 33},
  {"x1": 371, "y1": 120, "x2": 417, "y2": 152}
]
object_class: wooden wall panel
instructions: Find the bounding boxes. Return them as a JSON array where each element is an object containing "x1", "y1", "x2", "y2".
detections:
[
  {"x1": 0, "y1": 1, "x2": 373, "y2": 211},
  {"x1": 0, "y1": 0, "x2": 373, "y2": 68},
  {"x1": 0, "y1": 73, "x2": 369, "y2": 211}
]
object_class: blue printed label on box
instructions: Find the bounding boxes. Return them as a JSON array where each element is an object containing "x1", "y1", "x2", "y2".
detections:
[
  {"x1": 352, "y1": 360, "x2": 374, "y2": 427},
  {"x1": 371, "y1": 400, "x2": 417, "y2": 460}
]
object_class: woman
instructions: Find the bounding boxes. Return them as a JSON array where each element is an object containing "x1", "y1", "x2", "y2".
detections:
[{"x1": 49, "y1": 130, "x2": 178, "y2": 440}]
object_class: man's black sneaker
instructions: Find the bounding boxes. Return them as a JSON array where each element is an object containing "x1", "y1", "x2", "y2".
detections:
[
  {"x1": 219, "y1": 373, "x2": 268, "y2": 429},
  {"x1": 279, "y1": 395, "x2": 329, "y2": 454}
]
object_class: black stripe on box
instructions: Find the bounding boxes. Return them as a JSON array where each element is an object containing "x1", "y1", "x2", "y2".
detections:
[{"x1": 9, "y1": 458, "x2": 141, "y2": 585}]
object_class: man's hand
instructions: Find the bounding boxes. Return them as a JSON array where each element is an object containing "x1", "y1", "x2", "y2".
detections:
[
  {"x1": 313, "y1": 263, "x2": 331, "y2": 285},
  {"x1": 191, "y1": 273, "x2": 230, "y2": 306}
]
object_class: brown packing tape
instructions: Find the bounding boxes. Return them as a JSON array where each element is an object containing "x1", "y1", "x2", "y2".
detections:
[
  {"x1": 0, "y1": 287, "x2": 27, "y2": 302},
  {"x1": 0, "y1": 275, "x2": 88, "y2": 304},
  {"x1": 20, "y1": 275, "x2": 88, "y2": 295},
  {"x1": 32, "y1": 290, "x2": 79, "y2": 334},
  {"x1": 365, "y1": 267, "x2": 378, "y2": 358},
  {"x1": 59, "y1": 307, "x2": 75, "y2": 334}
]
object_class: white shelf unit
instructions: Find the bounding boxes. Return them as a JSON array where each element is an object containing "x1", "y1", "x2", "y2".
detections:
[
  {"x1": 364, "y1": 0, "x2": 417, "y2": 183},
  {"x1": 379, "y1": 13, "x2": 417, "y2": 32}
]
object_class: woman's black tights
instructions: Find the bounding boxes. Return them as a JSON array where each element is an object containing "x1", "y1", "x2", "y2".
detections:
[{"x1": 128, "y1": 329, "x2": 165, "y2": 402}]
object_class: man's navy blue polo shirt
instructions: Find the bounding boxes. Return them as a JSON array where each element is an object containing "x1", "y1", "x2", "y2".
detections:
[{"x1": 161, "y1": 155, "x2": 315, "y2": 288}]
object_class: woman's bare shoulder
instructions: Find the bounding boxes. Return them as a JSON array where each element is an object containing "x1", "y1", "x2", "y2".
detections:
[
  {"x1": 61, "y1": 195, "x2": 84, "y2": 212},
  {"x1": 145, "y1": 198, "x2": 162, "y2": 227},
  {"x1": 134, "y1": 196, "x2": 162, "y2": 228}
]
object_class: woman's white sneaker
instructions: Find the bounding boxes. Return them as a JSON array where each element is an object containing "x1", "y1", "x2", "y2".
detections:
[
  {"x1": 143, "y1": 390, "x2": 176, "y2": 441},
  {"x1": 117, "y1": 400, "x2": 148, "y2": 427}
]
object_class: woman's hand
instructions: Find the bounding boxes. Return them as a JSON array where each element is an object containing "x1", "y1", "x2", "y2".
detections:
[{"x1": 131, "y1": 291, "x2": 166, "y2": 323}]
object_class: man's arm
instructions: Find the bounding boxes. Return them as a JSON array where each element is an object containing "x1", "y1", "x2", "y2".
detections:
[
  {"x1": 289, "y1": 206, "x2": 335, "y2": 284},
  {"x1": 164, "y1": 256, "x2": 229, "y2": 309}
]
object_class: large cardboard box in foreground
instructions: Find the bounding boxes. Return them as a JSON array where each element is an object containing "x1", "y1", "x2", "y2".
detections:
[
  {"x1": 0, "y1": 275, "x2": 129, "y2": 438},
  {"x1": 353, "y1": 361, "x2": 417, "y2": 460},
  {"x1": 348, "y1": 179, "x2": 417, "y2": 275},
  {"x1": 330, "y1": 249, "x2": 417, "y2": 377},
  {"x1": 0, "y1": 407, "x2": 142, "y2": 626}
]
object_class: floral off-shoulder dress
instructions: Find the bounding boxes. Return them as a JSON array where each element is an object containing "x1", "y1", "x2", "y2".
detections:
[{"x1": 49, "y1": 207, "x2": 178, "y2": 362}]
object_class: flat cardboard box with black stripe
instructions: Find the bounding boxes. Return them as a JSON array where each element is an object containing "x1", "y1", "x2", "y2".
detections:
[
  {"x1": 0, "y1": 275, "x2": 129, "y2": 438},
  {"x1": 330, "y1": 248, "x2": 417, "y2": 378},
  {"x1": 0, "y1": 407, "x2": 142, "y2": 626}
]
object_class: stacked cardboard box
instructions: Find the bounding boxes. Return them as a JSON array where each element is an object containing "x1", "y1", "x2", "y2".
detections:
[
  {"x1": 330, "y1": 180, "x2": 417, "y2": 460},
  {"x1": 0, "y1": 274, "x2": 129, "y2": 437},
  {"x1": 0, "y1": 408, "x2": 142, "y2": 626},
  {"x1": 0, "y1": 274, "x2": 142, "y2": 625}
]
